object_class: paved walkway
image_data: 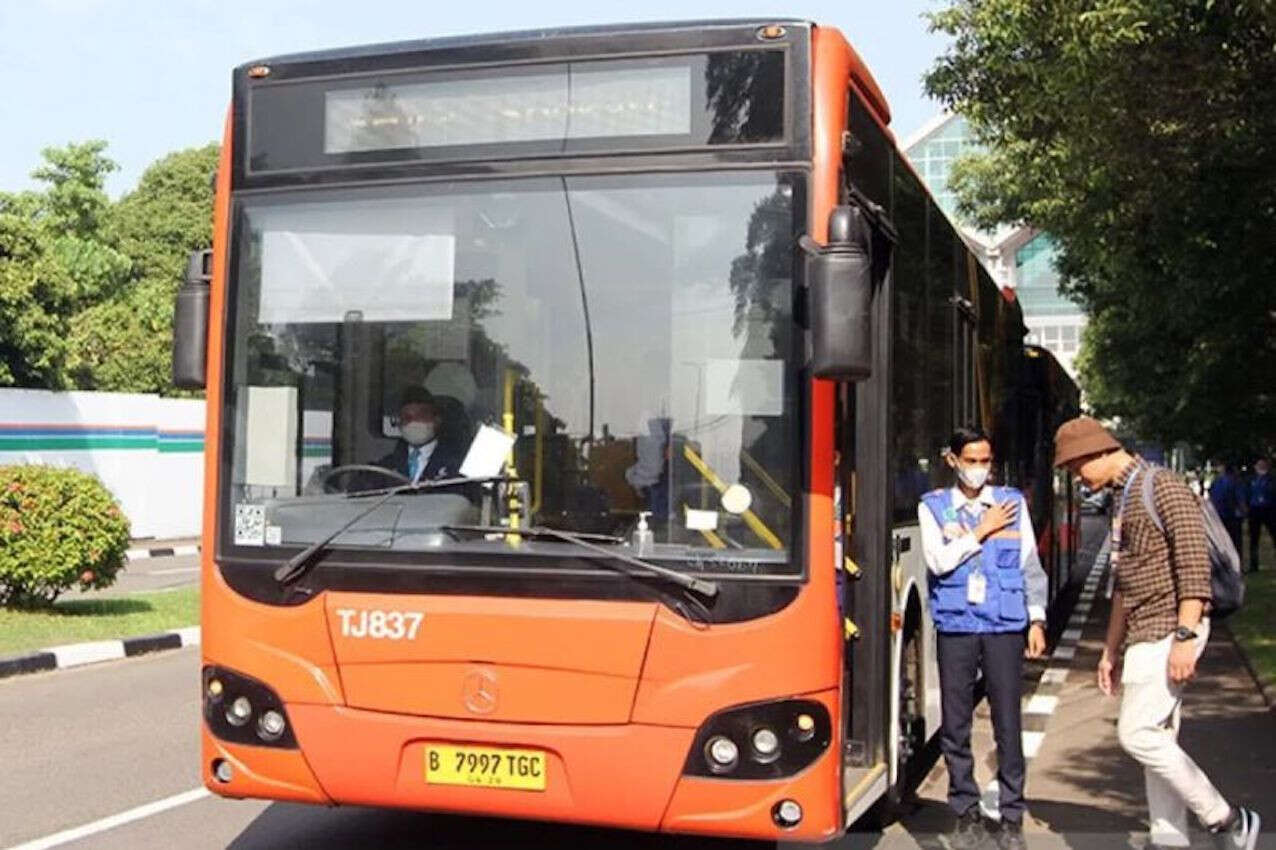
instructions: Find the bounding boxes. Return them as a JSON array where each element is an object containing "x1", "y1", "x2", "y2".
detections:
[{"x1": 903, "y1": 532, "x2": 1275, "y2": 848}]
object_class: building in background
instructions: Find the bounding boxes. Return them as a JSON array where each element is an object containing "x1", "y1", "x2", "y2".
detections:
[{"x1": 903, "y1": 112, "x2": 1086, "y2": 377}]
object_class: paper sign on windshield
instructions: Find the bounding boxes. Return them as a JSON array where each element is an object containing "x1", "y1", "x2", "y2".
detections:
[{"x1": 254, "y1": 202, "x2": 455, "y2": 325}]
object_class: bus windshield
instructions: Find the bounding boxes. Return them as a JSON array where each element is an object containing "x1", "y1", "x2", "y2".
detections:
[{"x1": 224, "y1": 171, "x2": 798, "y2": 570}]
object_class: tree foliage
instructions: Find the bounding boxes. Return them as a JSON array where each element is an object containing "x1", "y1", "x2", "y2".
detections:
[
  {"x1": 0, "y1": 141, "x2": 217, "y2": 394},
  {"x1": 925, "y1": 0, "x2": 1276, "y2": 455},
  {"x1": 69, "y1": 143, "x2": 219, "y2": 393}
]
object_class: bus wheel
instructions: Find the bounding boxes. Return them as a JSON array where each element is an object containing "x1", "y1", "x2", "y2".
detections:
[{"x1": 862, "y1": 619, "x2": 925, "y2": 829}]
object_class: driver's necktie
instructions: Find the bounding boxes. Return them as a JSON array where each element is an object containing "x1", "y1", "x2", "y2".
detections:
[{"x1": 407, "y1": 447, "x2": 421, "y2": 482}]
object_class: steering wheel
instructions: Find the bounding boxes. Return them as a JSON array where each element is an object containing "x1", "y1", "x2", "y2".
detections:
[{"x1": 319, "y1": 464, "x2": 411, "y2": 493}]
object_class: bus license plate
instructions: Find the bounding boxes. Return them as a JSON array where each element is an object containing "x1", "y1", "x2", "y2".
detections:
[{"x1": 424, "y1": 744, "x2": 547, "y2": 792}]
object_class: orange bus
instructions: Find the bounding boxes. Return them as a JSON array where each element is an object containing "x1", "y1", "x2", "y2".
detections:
[{"x1": 173, "y1": 20, "x2": 1079, "y2": 842}]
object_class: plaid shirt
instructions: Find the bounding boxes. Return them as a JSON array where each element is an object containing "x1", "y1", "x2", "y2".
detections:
[{"x1": 1113, "y1": 458, "x2": 1212, "y2": 645}]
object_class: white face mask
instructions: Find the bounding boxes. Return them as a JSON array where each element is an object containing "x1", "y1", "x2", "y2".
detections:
[
  {"x1": 401, "y1": 421, "x2": 436, "y2": 446},
  {"x1": 957, "y1": 464, "x2": 990, "y2": 490}
]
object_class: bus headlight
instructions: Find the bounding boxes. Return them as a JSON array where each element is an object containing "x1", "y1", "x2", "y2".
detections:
[
  {"x1": 202, "y1": 665, "x2": 297, "y2": 750},
  {"x1": 682, "y1": 699, "x2": 830, "y2": 780},
  {"x1": 751, "y1": 727, "x2": 781, "y2": 762},
  {"x1": 225, "y1": 696, "x2": 253, "y2": 727},
  {"x1": 257, "y1": 709, "x2": 287, "y2": 742},
  {"x1": 705, "y1": 736, "x2": 740, "y2": 773}
]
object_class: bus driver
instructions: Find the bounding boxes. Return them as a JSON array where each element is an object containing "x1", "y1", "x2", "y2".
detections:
[{"x1": 375, "y1": 387, "x2": 464, "y2": 485}]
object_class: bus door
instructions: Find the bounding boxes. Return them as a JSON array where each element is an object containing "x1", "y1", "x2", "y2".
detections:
[{"x1": 836, "y1": 207, "x2": 893, "y2": 819}]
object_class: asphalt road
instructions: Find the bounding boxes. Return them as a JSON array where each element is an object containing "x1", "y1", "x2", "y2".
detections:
[
  {"x1": 0, "y1": 518, "x2": 1119, "y2": 850},
  {"x1": 62, "y1": 551, "x2": 201, "y2": 598}
]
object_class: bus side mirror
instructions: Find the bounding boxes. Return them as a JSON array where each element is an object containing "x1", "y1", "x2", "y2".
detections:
[
  {"x1": 173, "y1": 249, "x2": 212, "y2": 390},
  {"x1": 806, "y1": 206, "x2": 874, "y2": 381}
]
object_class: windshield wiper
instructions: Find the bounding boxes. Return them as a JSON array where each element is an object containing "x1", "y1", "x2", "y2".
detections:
[
  {"x1": 273, "y1": 474, "x2": 513, "y2": 586},
  {"x1": 442, "y1": 523, "x2": 719, "y2": 607}
]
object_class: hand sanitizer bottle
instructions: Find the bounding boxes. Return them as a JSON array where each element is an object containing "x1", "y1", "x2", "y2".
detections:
[{"x1": 633, "y1": 511, "x2": 653, "y2": 556}]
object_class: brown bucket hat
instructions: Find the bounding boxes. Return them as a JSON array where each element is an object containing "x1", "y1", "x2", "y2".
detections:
[{"x1": 1053, "y1": 416, "x2": 1122, "y2": 468}]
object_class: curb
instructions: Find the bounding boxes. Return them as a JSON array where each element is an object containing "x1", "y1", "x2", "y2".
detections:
[
  {"x1": 125, "y1": 543, "x2": 200, "y2": 561},
  {"x1": 0, "y1": 626, "x2": 199, "y2": 681}
]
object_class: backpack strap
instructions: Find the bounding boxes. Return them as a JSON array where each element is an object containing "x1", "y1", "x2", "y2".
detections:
[{"x1": 1139, "y1": 465, "x2": 1166, "y2": 536}]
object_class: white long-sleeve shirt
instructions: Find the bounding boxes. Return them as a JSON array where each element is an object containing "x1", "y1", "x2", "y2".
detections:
[{"x1": 917, "y1": 486, "x2": 1048, "y2": 623}]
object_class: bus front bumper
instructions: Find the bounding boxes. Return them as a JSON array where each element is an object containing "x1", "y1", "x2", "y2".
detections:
[{"x1": 201, "y1": 694, "x2": 842, "y2": 842}]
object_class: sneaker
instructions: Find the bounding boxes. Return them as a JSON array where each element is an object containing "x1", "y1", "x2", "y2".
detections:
[
  {"x1": 1218, "y1": 807, "x2": 1261, "y2": 850},
  {"x1": 945, "y1": 806, "x2": 991, "y2": 850},
  {"x1": 997, "y1": 820, "x2": 1027, "y2": 850}
]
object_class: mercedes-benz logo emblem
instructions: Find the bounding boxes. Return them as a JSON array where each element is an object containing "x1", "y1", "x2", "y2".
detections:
[{"x1": 461, "y1": 668, "x2": 499, "y2": 715}]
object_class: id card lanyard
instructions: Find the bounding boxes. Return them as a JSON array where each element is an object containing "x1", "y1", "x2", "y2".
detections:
[{"x1": 958, "y1": 501, "x2": 988, "y2": 605}]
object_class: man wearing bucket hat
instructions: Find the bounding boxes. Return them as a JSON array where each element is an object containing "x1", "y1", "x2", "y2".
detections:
[{"x1": 1053, "y1": 417, "x2": 1260, "y2": 850}]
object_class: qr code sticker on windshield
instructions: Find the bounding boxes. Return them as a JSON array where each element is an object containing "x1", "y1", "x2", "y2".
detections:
[{"x1": 234, "y1": 503, "x2": 266, "y2": 546}]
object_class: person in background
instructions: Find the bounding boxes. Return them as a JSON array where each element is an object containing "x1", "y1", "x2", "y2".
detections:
[
  {"x1": 1246, "y1": 457, "x2": 1275, "y2": 572},
  {"x1": 1208, "y1": 464, "x2": 1246, "y2": 554},
  {"x1": 1054, "y1": 416, "x2": 1261, "y2": 850},
  {"x1": 918, "y1": 427, "x2": 1047, "y2": 850}
]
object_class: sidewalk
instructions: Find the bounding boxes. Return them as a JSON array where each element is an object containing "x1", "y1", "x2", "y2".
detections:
[
  {"x1": 1023, "y1": 578, "x2": 1275, "y2": 844},
  {"x1": 899, "y1": 519, "x2": 1274, "y2": 848}
]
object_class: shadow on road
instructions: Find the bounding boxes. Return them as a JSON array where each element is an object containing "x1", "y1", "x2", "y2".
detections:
[{"x1": 227, "y1": 802, "x2": 774, "y2": 850}]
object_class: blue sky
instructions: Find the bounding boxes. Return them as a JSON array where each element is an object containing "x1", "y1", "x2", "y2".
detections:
[{"x1": 0, "y1": 0, "x2": 950, "y2": 198}]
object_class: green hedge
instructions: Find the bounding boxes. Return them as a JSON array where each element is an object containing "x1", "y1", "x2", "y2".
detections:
[{"x1": 0, "y1": 465, "x2": 130, "y2": 608}]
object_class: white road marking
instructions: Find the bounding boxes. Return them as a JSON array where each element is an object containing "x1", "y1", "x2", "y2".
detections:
[
  {"x1": 1025, "y1": 694, "x2": 1058, "y2": 715},
  {"x1": 1040, "y1": 667, "x2": 1069, "y2": 685},
  {"x1": 1061, "y1": 628, "x2": 1083, "y2": 642},
  {"x1": 4, "y1": 787, "x2": 210, "y2": 850},
  {"x1": 1053, "y1": 645, "x2": 1077, "y2": 660},
  {"x1": 148, "y1": 567, "x2": 200, "y2": 576},
  {"x1": 1023, "y1": 731, "x2": 1046, "y2": 758}
]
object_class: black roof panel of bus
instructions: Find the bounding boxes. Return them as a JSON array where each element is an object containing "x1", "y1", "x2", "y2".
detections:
[{"x1": 236, "y1": 18, "x2": 813, "y2": 72}]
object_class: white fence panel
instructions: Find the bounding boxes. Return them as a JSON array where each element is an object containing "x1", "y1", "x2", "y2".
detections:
[{"x1": 0, "y1": 389, "x2": 206, "y2": 539}]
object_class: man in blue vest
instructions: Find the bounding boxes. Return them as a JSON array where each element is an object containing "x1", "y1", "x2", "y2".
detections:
[
  {"x1": 1209, "y1": 464, "x2": 1246, "y2": 554},
  {"x1": 918, "y1": 427, "x2": 1048, "y2": 850},
  {"x1": 1247, "y1": 457, "x2": 1275, "y2": 572}
]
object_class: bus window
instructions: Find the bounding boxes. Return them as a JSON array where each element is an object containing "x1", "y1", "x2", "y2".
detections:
[{"x1": 223, "y1": 171, "x2": 800, "y2": 569}]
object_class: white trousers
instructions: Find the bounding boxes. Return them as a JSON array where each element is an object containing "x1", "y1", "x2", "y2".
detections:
[{"x1": 1118, "y1": 619, "x2": 1231, "y2": 846}]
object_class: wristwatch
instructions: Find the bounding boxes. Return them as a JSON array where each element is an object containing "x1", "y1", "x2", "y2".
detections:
[{"x1": 1173, "y1": 625, "x2": 1198, "y2": 642}]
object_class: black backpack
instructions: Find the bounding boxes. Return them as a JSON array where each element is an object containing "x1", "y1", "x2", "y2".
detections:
[{"x1": 1135, "y1": 466, "x2": 1245, "y2": 619}]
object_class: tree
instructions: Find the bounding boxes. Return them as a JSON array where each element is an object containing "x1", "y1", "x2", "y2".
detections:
[
  {"x1": 0, "y1": 141, "x2": 130, "y2": 387},
  {"x1": 107, "y1": 143, "x2": 218, "y2": 284},
  {"x1": 925, "y1": 1, "x2": 1276, "y2": 456},
  {"x1": 67, "y1": 144, "x2": 219, "y2": 393}
]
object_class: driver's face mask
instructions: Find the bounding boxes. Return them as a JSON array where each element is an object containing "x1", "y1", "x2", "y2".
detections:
[{"x1": 401, "y1": 421, "x2": 437, "y2": 446}]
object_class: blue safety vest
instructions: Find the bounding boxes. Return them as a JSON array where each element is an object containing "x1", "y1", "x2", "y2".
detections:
[
  {"x1": 1250, "y1": 474, "x2": 1273, "y2": 510},
  {"x1": 921, "y1": 486, "x2": 1028, "y2": 634}
]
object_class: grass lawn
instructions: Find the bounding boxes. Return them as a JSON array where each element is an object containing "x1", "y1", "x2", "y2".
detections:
[
  {"x1": 0, "y1": 586, "x2": 199, "y2": 657},
  {"x1": 1228, "y1": 532, "x2": 1276, "y2": 695}
]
